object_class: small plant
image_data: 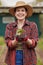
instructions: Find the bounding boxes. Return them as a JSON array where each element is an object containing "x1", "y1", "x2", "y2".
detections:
[
  {"x1": 16, "y1": 29, "x2": 26, "y2": 42},
  {"x1": 16, "y1": 29, "x2": 25, "y2": 35}
]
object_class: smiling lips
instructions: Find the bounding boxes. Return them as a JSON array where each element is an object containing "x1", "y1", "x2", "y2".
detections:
[{"x1": 17, "y1": 14, "x2": 24, "y2": 17}]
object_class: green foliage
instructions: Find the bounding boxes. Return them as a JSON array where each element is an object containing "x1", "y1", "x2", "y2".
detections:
[
  {"x1": 40, "y1": 34, "x2": 43, "y2": 38},
  {"x1": 37, "y1": 59, "x2": 43, "y2": 65},
  {"x1": 36, "y1": 0, "x2": 43, "y2": 2},
  {"x1": 0, "y1": 1, "x2": 2, "y2": 6},
  {"x1": 0, "y1": 37, "x2": 5, "y2": 45},
  {"x1": 38, "y1": 38, "x2": 43, "y2": 49},
  {"x1": 16, "y1": 29, "x2": 25, "y2": 35}
]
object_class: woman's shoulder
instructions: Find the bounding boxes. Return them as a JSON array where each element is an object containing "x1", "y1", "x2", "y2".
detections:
[
  {"x1": 6, "y1": 21, "x2": 16, "y2": 29},
  {"x1": 30, "y1": 21, "x2": 38, "y2": 29},
  {"x1": 7, "y1": 22, "x2": 16, "y2": 26},
  {"x1": 27, "y1": 20, "x2": 37, "y2": 28}
]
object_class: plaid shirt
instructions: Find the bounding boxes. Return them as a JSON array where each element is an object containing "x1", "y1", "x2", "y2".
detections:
[{"x1": 5, "y1": 20, "x2": 38, "y2": 65}]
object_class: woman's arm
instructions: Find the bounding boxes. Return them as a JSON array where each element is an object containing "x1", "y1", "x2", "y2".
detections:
[
  {"x1": 25, "y1": 22, "x2": 39, "y2": 48},
  {"x1": 5, "y1": 24, "x2": 18, "y2": 48}
]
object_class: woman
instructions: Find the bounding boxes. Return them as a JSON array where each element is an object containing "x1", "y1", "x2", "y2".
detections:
[{"x1": 5, "y1": 1, "x2": 38, "y2": 65}]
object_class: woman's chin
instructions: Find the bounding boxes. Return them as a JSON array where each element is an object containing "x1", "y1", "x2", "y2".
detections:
[{"x1": 17, "y1": 17, "x2": 25, "y2": 20}]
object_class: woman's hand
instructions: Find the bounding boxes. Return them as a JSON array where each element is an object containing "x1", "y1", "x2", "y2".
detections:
[
  {"x1": 16, "y1": 35, "x2": 23, "y2": 42},
  {"x1": 16, "y1": 33, "x2": 28, "y2": 42},
  {"x1": 26, "y1": 39, "x2": 32, "y2": 45},
  {"x1": 11, "y1": 38, "x2": 18, "y2": 46}
]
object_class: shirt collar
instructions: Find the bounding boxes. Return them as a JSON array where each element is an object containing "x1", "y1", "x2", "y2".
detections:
[
  {"x1": 13, "y1": 20, "x2": 30, "y2": 27},
  {"x1": 24, "y1": 20, "x2": 30, "y2": 26}
]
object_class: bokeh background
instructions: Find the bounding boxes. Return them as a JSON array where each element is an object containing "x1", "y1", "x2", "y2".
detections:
[{"x1": 0, "y1": 0, "x2": 43, "y2": 65}]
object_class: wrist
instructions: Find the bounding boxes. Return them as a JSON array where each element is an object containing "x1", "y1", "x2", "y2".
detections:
[
  {"x1": 27, "y1": 38, "x2": 32, "y2": 45},
  {"x1": 12, "y1": 39, "x2": 18, "y2": 46}
]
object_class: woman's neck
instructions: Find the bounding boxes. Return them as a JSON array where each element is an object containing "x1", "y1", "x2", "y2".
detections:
[
  {"x1": 17, "y1": 19, "x2": 25, "y2": 29},
  {"x1": 17, "y1": 19, "x2": 25, "y2": 24}
]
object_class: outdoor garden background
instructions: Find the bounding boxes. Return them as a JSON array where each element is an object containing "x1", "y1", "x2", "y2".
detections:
[{"x1": 0, "y1": 0, "x2": 43, "y2": 65}]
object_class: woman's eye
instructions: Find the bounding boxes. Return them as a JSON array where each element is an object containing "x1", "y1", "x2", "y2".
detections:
[
  {"x1": 17, "y1": 10, "x2": 20, "y2": 12},
  {"x1": 22, "y1": 10, "x2": 24, "y2": 12}
]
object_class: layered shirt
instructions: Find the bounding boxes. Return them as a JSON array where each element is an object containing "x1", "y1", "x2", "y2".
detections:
[{"x1": 5, "y1": 20, "x2": 38, "y2": 65}]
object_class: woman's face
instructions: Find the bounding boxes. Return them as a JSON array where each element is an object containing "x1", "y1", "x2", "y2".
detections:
[{"x1": 15, "y1": 7, "x2": 27, "y2": 20}]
